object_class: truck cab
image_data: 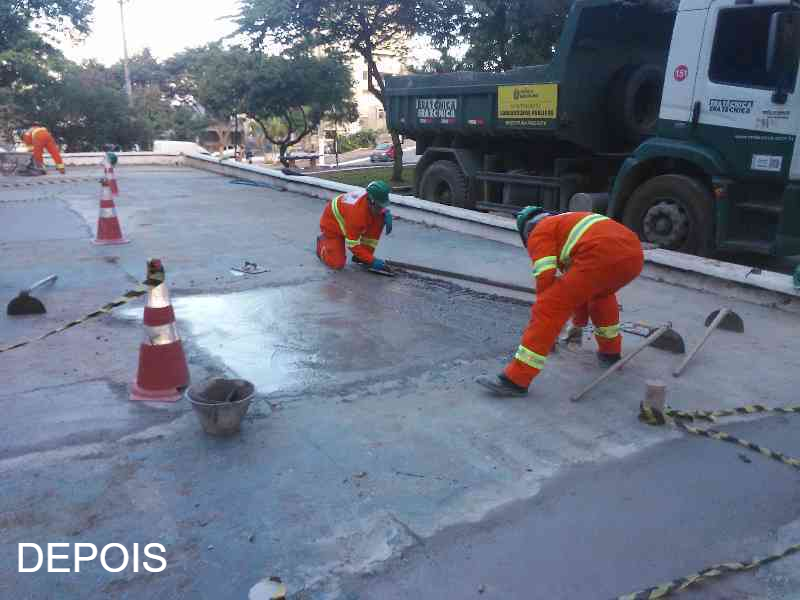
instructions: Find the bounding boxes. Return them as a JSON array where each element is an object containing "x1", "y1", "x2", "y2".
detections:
[{"x1": 613, "y1": 0, "x2": 800, "y2": 255}]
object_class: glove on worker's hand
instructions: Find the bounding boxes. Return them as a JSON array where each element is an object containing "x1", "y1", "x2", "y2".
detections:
[
  {"x1": 371, "y1": 258, "x2": 386, "y2": 271},
  {"x1": 383, "y1": 210, "x2": 393, "y2": 235}
]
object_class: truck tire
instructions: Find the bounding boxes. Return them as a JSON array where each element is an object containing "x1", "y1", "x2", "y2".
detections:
[
  {"x1": 608, "y1": 64, "x2": 664, "y2": 145},
  {"x1": 419, "y1": 160, "x2": 471, "y2": 209},
  {"x1": 623, "y1": 174, "x2": 713, "y2": 255}
]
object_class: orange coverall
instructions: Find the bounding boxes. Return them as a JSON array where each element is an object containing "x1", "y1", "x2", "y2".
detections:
[
  {"x1": 317, "y1": 191, "x2": 385, "y2": 269},
  {"x1": 504, "y1": 212, "x2": 644, "y2": 388},
  {"x1": 23, "y1": 127, "x2": 65, "y2": 173}
]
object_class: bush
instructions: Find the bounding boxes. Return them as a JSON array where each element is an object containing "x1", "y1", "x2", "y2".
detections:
[{"x1": 337, "y1": 129, "x2": 378, "y2": 153}]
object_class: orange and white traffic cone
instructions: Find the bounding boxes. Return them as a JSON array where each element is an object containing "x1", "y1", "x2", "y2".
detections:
[
  {"x1": 93, "y1": 180, "x2": 129, "y2": 245},
  {"x1": 131, "y1": 259, "x2": 190, "y2": 402},
  {"x1": 103, "y1": 155, "x2": 119, "y2": 196}
]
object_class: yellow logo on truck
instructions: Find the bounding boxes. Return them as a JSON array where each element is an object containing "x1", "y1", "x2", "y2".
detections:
[{"x1": 498, "y1": 84, "x2": 558, "y2": 122}]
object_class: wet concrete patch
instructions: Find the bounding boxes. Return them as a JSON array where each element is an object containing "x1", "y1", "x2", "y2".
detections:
[{"x1": 157, "y1": 276, "x2": 514, "y2": 399}]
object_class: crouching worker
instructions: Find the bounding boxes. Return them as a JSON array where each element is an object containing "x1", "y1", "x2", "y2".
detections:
[
  {"x1": 316, "y1": 180, "x2": 393, "y2": 271},
  {"x1": 23, "y1": 123, "x2": 65, "y2": 174},
  {"x1": 477, "y1": 207, "x2": 644, "y2": 397}
]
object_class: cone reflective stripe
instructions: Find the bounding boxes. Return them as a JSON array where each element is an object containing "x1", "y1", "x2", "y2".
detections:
[
  {"x1": 131, "y1": 259, "x2": 189, "y2": 402},
  {"x1": 93, "y1": 182, "x2": 129, "y2": 245}
]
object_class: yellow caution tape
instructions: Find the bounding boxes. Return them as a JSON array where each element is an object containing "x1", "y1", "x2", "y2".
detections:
[
  {"x1": 617, "y1": 543, "x2": 800, "y2": 600},
  {"x1": 0, "y1": 176, "x2": 98, "y2": 189},
  {"x1": 615, "y1": 404, "x2": 800, "y2": 599},
  {"x1": 0, "y1": 264, "x2": 165, "y2": 354}
]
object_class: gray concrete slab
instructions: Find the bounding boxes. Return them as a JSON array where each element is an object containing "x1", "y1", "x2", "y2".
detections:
[{"x1": 0, "y1": 166, "x2": 798, "y2": 599}]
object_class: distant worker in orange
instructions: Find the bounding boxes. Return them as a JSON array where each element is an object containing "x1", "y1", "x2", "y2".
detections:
[
  {"x1": 23, "y1": 123, "x2": 65, "y2": 174},
  {"x1": 316, "y1": 180, "x2": 393, "y2": 271},
  {"x1": 477, "y1": 207, "x2": 644, "y2": 396}
]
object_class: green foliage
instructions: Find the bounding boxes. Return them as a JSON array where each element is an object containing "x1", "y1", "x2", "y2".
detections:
[
  {"x1": 0, "y1": 0, "x2": 93, "y2": 53},
  {"x1": 459, "y1": 0, "x2": 572, "y2": 71},
  {"x1": 337, "y1": 130, "x2": 378, "y2": 153},
  {"x1": 193, "y1": 47, "x2": 357, "y2": 165},
  {"x1": 407, "y1": 50, "x2": 464, "y2": 74},
  {"x1": 234, "y1": 0, "x2": 458, "y2": 177},
  {"x1": 111, "y1": 48, "x2": 169, "y2": 90}
]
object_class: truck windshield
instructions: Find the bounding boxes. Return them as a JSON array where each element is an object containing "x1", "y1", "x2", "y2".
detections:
[{"x1": 710, "y1": 6, "x2": 798, "y2": 91}]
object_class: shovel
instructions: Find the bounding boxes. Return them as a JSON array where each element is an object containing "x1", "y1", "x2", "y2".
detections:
[
  {"x1": 6, "y1": 275, "x2": 58, "y2": 316},
  {"x1": 672, "y1": 308, "x2": 744, "y2": 377},
  {"x1": 571, "y1": 325, "x2": 686, "y2": 402}
]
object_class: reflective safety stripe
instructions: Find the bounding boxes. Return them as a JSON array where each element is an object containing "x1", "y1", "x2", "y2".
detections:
[
  {"x1": 533, "y1": 256, "x2": 558, "y2": 278},
  {"x1": 331, "y1": 195, "x2": 348, "y2": 237},
  {"x1": 362, "y1": 237, "x2": 379, "y2": 249},
  {"x1": 514, "y1": 345, "x2": 547, "y2": 370},
  {"x1": 345, "y1": 238, "x2": 360, "y2": 248},
  {"x1": 594, "y1": 324, "x2": 620, "y2": 339},
  {"x1": 100, "y1": 207, "x2": 117, "y2": 218},
  {"x1": 144, "y1": 322, "x2": 180, "y2": 346},
  {"x1": 559, "y1": 214, "x2": 609, "y2": 265}
]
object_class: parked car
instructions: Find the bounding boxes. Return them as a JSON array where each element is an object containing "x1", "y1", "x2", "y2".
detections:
[
  {"x1": 214, "y1": 145, "x2": 238, "y2": 159},
  {"x1": 370, "y1": 143, "x2": 394, "y2": 163}
]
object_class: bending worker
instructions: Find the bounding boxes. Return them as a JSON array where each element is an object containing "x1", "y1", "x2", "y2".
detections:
[
  {"x1": 477, "y1": 207, "x2": 644, "y2": 397},
  {"x1": 316, "y1": 180, "x2": 393, "y2": 271},
  {"x1": 23, "y1": 123, "x2": 65, "y2": 174}
]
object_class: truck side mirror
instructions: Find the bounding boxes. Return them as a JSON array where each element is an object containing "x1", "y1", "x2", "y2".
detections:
[{"x1": 767, "y1": 11, "x2": 800, "y2": 104}]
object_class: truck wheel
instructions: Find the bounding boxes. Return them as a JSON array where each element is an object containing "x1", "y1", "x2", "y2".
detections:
[
  {"x1": 623, "y1": 174, "x2": 713, "y2": 255},
  {"x1": 609, "y1": 64, "x2": 664, "y2": 145},
  {"x1": 419, "y1": 160, "x2": 471, "y2": 209}
]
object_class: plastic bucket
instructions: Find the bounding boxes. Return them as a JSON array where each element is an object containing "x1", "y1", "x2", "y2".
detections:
[{"x1": 186, "y1": 378, "x2": 255, "y2": 436}]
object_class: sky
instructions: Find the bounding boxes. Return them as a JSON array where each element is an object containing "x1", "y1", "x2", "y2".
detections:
[{"x1": 56, "y1": 0, "x2": 242, "y2": 65}]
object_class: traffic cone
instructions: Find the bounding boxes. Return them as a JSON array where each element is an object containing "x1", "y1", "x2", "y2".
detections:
[
  {"x1": 103, "y1": 155, "x2": 119, "y2": 196},
  {"x1": 131, "y1": 259, "x2": 190, "y2": 402},
  {"x1": 93, "y1": 180, "x2": 129, "y2": 245}
]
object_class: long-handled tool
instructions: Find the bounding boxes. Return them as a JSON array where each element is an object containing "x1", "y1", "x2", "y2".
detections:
[
  {"x1": 571, "y1": 325, "x2": 685, "y2": 402},
  {"x1": 6, "y1": 275, "x2": 58, "y2": 315},
  {"x1": 387, "y1": 260, "x2": 535, "y2": 296},
  {"x1": 672, "y1": 308, "x2": 744, "y2": 378}
]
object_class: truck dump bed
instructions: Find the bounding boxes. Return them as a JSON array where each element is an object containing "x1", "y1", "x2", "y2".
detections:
[{"x1": 386, "y1": 0, "x2": 677, "y2": 153}]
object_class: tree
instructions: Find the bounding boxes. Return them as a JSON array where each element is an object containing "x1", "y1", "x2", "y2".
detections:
[
  {"x1": 0, "y1": 0, "x2": 93, "y2": 54},
  {"x1": 112, "y1": 48, "x2": 169, "y2": 90},
  {"x1": 459, "y1": 0, "x2": 572, "y2": 72},
  {"x1": 235, "y1": 0, "x2": 463, "y2": 182},
  {"x1": 194, "y1": 47, "x2": 357, "y2": 166},
  {"x1": 1, "y1": 0, "x2": 94, "y2": 137},
  {"x1": 247, "y1": 54, "x2": 358, "y2": 166}
]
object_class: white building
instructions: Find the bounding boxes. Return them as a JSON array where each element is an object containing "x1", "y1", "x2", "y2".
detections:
[{"x1": 350, "y1": 49, "x2": 407, "y2": 132}]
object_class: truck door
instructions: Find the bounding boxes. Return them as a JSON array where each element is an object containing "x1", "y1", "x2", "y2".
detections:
[{"x1": 692, "y1": 1, "x2": 800, "y2": 181}]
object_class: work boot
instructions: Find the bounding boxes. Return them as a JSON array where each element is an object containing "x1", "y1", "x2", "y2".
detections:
[
  {"x1": 597, "y1": 352, "x2": 621, "y2": 367},
  {"x1": 476, "y1": 374, "x2": 528, "y2": 397}
]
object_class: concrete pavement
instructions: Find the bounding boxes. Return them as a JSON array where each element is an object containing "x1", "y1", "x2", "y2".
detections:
[{"x1": 1, "y1": 166, "x2": 799, "y2": 599}]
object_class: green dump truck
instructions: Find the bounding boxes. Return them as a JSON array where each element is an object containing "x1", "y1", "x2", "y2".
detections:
[{"x1": 385, "y1": 0, "x2": 800, "y2": 255}]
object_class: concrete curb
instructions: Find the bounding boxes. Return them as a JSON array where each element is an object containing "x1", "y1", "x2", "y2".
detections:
[
  {"x1": 43, "y1": 152, "x2": 185, "y2": 167},
  {"x1": 184, "y1": 154, "x2": 800, "y2": 312}
]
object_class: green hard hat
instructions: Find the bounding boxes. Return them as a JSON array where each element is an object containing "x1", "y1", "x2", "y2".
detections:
[
  {"x1": 366, "y1": 180, "x2": 391, "y2": 208},
  {"x1": 516, "y1": 205, "x2": 550, "y2": 247},
  {"x1": 516, "y1": 206, "x2": 545, "y2": 235}
]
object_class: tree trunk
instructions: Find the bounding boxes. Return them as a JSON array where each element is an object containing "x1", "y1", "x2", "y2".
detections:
[
  {"x1": 390, "y1": 130, "x2": 403, "y2": 183},
  {"x1": 279, "y1": 143, "x2": 290, "y2": 167}
]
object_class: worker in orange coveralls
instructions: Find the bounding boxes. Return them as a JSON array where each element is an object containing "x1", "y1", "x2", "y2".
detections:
[
  {"x1": 23, "y1": 123, "x2": 65, "y2": 174},
  {"x1": 316, "y1": 180, "x2": 393, "y2": 271},
  {"x1": 477, "y1": 206, "x2": 644, "y2": 396}
]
